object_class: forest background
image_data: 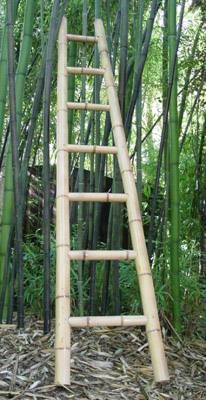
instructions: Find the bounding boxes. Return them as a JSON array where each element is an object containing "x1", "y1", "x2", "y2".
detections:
[{"x1": 0, "y1": 0, "x2": 205, "y2": 337}]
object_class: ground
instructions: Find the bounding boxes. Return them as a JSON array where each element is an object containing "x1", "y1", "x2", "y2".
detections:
[{"x1": 0, "y1": 320, "x2": 205, "y2": 399}]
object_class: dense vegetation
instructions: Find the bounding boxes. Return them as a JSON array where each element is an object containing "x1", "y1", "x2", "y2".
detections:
[{"x1": 0, "y1": 0, "x2": 205, "y2": 337}]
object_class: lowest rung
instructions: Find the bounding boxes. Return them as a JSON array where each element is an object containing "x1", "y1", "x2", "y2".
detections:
[
  {"x1": 69, "y1": 250, "x2": 136, "y2": 260},
  {"x1": 68, "y1": 315, "x2": 147, "y2": 327},
  {"x1": 66, "y1": 193, "x2": 127, "y2": 202},
  {"x1": 67, "y1": 102, "x2": 110, "y2": 112},
  {"x1": 67, "y1": 67, "x2": 104, "y2": 75},
  {"x1": 67, "y1": 34, "x2": 98, "y2": 43},
  {"x1": 60, "y1": 144, "x2": 117, "y2": 154}
]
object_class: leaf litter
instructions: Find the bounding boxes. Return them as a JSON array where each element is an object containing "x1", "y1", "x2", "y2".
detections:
[{"x1": 0, "y1": 320, "x2": 205, "y2": 399}]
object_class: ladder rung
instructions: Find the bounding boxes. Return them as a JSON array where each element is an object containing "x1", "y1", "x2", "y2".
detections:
[
  {"x1": 62, "y1": 144, "x2": 117, "y2": 154},
  {"x1": 69, "y1": 315, "x2": 147, "y2": 328},
  {"x1": 67, "y1": 67, "x2": 104, "y2": 76},
  {"x1": 67, "y1": 34, "x2": 97, "y2": 43},
  {"x1": 67, "y1": 193, "x2": 127, "y2": 202},
  {"x1": 67, "y1": 102, "x2": 110, "y2": 112},
  {"x1": 69, "y1": 250, "x2": 136, "y2": 260},
  {"x1": 0, "y1": 324, "x2": 16, "y2": 329}
]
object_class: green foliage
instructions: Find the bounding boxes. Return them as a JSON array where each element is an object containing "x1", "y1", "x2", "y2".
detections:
[
  {"x1": 22, "y1": 219, "x2": 206, "y2": 337},
  {"x1": 23, "y1": 230, "x2": 55, "y2": 315}
]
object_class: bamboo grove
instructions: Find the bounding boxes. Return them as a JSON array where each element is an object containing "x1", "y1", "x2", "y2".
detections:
[{"x1": 0, "y1": 0, "x2": 205, "y2": 336}]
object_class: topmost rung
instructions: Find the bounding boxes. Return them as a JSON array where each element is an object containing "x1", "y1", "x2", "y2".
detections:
[{"x1": 67, "y1": 34, "x2": 98, "y2": 43}]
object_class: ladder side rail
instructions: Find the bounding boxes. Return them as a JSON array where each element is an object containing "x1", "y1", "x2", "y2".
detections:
[
  {"x1": 95, "y1": 18, "x2": 169, "y2": 383},
  {"x1": 55, "y1": 16, "x2": 70, "y2": 386}
]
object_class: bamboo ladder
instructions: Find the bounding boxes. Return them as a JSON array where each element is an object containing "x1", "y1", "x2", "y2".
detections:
[{"x1": 55, "y1": 16, "x2": 169, "y2": 385}]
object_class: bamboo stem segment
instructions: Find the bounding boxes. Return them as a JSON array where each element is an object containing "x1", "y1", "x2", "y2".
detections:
[
  {"x1": 66, "y1": 192, "x2": 127, "y2": 202},
  {"x1": 67, "y1": 66, "x2": 104, "y2": 75},
  {"x1": 67, "y1": 33, "x2": 97, "y2": 43},
  {"x1": 69, "y1": 250, "x2": 136, "y2": 260},
  {"x1": 69, "y1": 315, "x2": 147, "y2": 327},
  {"x1": 61, "y1": 144, "x2": 117, "y2": 154},
  {"x1": 55, "y1": 17, "x2": 70, "y2": 386},
  {"x1": 95, "y1": 18, "x2": 169, "y2": 383},
  {"x1": 67, "y1": 102, "x2": 110, "y2": 112}
]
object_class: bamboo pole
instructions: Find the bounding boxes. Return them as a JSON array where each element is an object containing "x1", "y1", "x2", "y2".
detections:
[
  {"x1": 69, "y1": 315, "x2": 147, "y2": 327},
  {"x1": 55, "y1": 16, "x2": 70, "y2": 386},
  {"x1": 67, "y1": 33, "x2": 97, "y2": 43},
  {"x1": 66, "y1": 193, "x2": 127, "y2": 202},
  {"x1": 61, "y1": 144, "x2": 117, "y2": 154},
  {"x1": 0, "y1": 324, "x2": 16, "y2": 329},
  {"x1": 69, "y1": 250, "x2": 136, "y2": 260},
  {"x1": 67, "y1": 102, "x2": 110, "y2": 112},
  {"x1": 95, "y1": 19, "x2": 169, "y2": 383},
  {"x1": 67, "y1": 66, "x2": 104, "y2": 75}
]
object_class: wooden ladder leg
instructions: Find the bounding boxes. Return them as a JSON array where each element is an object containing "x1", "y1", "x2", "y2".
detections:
[
  {"x1": 55, "y1": 16, "x2": 70, "y2": 386},
  {"x1": 95, "y1": 19, "x2": 169, "y2": 383}
]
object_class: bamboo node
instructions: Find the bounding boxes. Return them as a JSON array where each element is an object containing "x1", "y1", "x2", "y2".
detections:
[
  {"x1": 138, "y1": 272, "x2": 152, "y2": 277},
  {"x1": 129, "y1": 218, "x2": 142, "y2": 224},
  {"x1": 98, "y1": 48, "x2": 109, "y2": 56},
  {"x1": 55, "y1": 295, "x2": 70, "y2": 300},
  {"x1": 56, "y1": 243, "x2": 70, "y2": 248},
  {"x1": 146, "y1": 328, "x2": 161, "y2": 335},
  {"x1": 112, "y1": 123, "x2": 124, "y2": 129},
  {"x1": 55, "y1": 347, "x2": 71, "y2": 350}
]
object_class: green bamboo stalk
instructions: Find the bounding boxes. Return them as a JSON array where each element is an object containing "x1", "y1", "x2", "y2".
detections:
[
  {"x1": 110, "y1": 0, "x2": 128, "y2": 315},
  {"x1": 168, "y1": 0, "x2": 181, "y2": 332},
  {"x1": 135, "y1": 0, "x2": 143, "y2": 206},
  {"x1": 101, "y1": 205, "x2": 113, "y2": 314},
  {"x1": 89, "y1": 0, "x2": 102, "y2": 315},
  {"x1": 125, "y1": 0, "x2": 160, "y2": 138},
  {"x1": 0, "y1": 0, "x2": 36, "y2": 322},
  {"x1": 40, "y1": 0, "x2": 45, "y2": 54},
  {"x1": 43, "y1": 0, "x2": 66, "y2": 333},
  {"x1": 147, "y1": 0, "x2": 185, "y2": 261},
  {"x1": 0, "y1": 0, "x2": 19, "y2": 148},
  {"x1": 21, "y1": 0, "x2": 68, "y2": 204},
  {"x1": 91, "y1": 10, "x2": 120, "y2": 312},
  {"x1": 179, "y1": 24, "x2": 202, "y2": 134},
  {"x1": 78, "y1": 0, "x2": 88, "y2": 316},
  {"x1": 162, "y1": 0, "x2": 169, "y2": 286},
  {"x1": 68, "y1": 42, "x2": 77, "y2": 146},
  {"x1": 196, "y1": 115, "x2": 206, "y2": 276},
  {"x1": 180, "y1": 69, "x2": 205, "y2": 152},
  {"x1": 7, "y1": 0, "x2": 24, "y2": 328},
  {"x1": 89, "y1": 7, "x2": 120, "y2": 252}
]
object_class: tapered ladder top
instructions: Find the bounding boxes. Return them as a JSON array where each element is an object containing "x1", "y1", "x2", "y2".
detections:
[{"x1": 55, "y1": 16, "x2": 169, "y2": 386}]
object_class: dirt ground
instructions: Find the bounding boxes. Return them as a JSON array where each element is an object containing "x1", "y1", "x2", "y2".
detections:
[{"x1": 0, "y1": 320, "x2": 205, "y2": 400}]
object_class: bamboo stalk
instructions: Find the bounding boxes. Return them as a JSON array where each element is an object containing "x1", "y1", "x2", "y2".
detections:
[
  {"x1": 66, "y1": 193, "x2": 127, "y2": 202},
  {"x1": 76, "y1": 0, "x2": 88, "y2": 318},
  {"x1": 67, "y1": 102, "x2": 110, "y2": 111},
  {"x1": 168, "y1": 0, "x2": 181, "y2": 333},
  {"x1": 95, "y1": 18, "x2": 169, "y2": 383},
  {"x1": 55, "y1": 16, "x2": 70, "y2": 386},
  {"x1": 69, "y1": 315, "x2": 147, "y2": 327},
  {"x1": 61, "y1": 144, "x2": 117, "y2": 154},
  {"x1": 67, "y1": 33, "x2": 97, "y2": 43},
  {"x1": 7, "y1": 0, "x2": 24, "y2": 329},
  {"x1": 67, "y1": 66, "x2": 104, "y2": 75},
  {"x1": 69, "y1": 250, "x2": 136, "y2": 260}
]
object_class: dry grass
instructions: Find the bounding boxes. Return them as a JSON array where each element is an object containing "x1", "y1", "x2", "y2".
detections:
[{"x1": 0, "y1": 320, "x2": 205, "y2": 399}]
